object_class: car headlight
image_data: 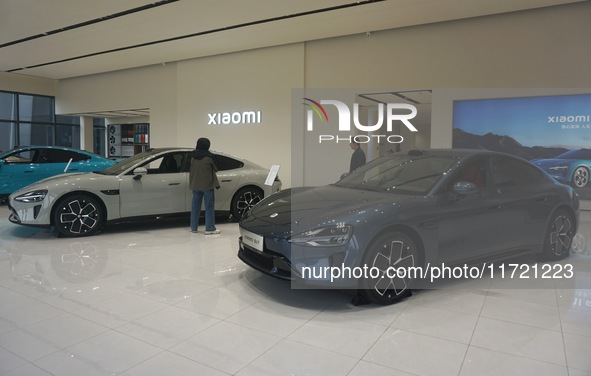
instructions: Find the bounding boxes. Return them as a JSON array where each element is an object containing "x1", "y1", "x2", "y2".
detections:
[
  {"x1": 549, "y1": 165, "x2": 569, "y2": 170},
  {"x1": 289, "y1": 225, "x2": 352, "y2": 247},
  {"x1": 13, "y1": 190, "x2": 48, "y2": 203}
]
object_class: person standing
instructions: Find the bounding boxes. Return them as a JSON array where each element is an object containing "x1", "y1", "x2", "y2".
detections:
[
  {"x1": 189, "y1": 137, "x2": 221, "y2": 234},
  {"x1": 349, "y1": 140, "x2": 366, "y2": 172}
]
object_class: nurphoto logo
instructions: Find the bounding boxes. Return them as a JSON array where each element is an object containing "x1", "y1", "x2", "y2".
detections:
[{"x1": 303, "y1": 98, "x2": 418, "y2": 144}]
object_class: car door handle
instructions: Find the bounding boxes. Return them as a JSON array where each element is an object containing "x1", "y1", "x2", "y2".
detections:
[
  {"x1": 169, "y1": 182, "x2": 180, "y2": 186},
  {"x1": 24, "y1": 171, "x2": 34, "y2": 173},
  {"x1": 536, "y1": 197, "x2": 548, "y2": 202},
  {"x1": 221, "y1": 179, "x2": 232, "y2": 182}
]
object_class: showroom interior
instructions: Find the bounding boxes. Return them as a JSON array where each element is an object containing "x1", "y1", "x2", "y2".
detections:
[{"x1": 1, "y1": 0, "x2": 591, "y2": 375}]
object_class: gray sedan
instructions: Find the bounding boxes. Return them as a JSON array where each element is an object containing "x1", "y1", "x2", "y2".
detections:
[{"x1": 8, "y1": 148, "x2": 281, "y2": 237}]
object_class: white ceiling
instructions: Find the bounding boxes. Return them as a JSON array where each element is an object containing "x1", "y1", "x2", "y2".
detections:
[{"x1": 0, "y1": 0, "x2": 582, "y2": 80}]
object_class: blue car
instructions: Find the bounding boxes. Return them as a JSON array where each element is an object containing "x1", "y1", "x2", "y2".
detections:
[
  {"x1": 239, "y1": 149, "x2": 579, "y2": 305},
  {"x1": 0, "y1": 146, "x2": 117, "y2": 200},
  {"x1": 531, "y1": 149, "x2": 591, "y2": 188}
]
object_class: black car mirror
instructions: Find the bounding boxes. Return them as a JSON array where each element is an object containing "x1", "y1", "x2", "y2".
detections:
[
  {"x1": 132, "y1": 167, "x2": 148, "y2": 180},
  {"x1": 451, "y1": 181, "x2": 478, "y2": 195}
]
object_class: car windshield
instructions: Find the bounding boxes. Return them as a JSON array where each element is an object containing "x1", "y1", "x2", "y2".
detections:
[
  {"x1": 556, "y1": 149, "x2": 591, "y2": 159},
  {"x1": 335, "y1": 154, "x2": 458, "y2": 194},
  {"x1": 97, "y1": 150, "x2": 161, "y2": 175}
]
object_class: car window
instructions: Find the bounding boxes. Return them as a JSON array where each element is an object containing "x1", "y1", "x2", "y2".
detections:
[
  {"x1": 215, "y1": 155, "x2": 244, "y2": 171},
  {"x1": 337, "y1": 154, "x2": 457, "y2": 194},
  {"x1": 141, "y1": 152, "x2": 185, "y2": 174},
  {"x1": 447, "y1": 158, "x2": 489, "y2": 190},
  {"x1": 37, "y1": 149, "x2": 90, "y2": 163},
  {"x1": 2, "y1": 149, "x2": 36, "y2": 163},
  {"x1": 491, "y1": 157, "x2": 543, "y2": 187}
]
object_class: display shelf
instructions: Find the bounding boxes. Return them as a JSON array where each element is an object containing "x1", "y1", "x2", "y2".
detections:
[{"x1": 108, "y1": 123, "x2": 150, "y2": 158}]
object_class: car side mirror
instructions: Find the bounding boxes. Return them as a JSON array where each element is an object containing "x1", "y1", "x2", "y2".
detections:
[
  {"x1": 132, "y1": 167, "x2": 148, "y2": 180},
  {"x1": 340, "y1": 172, "x2": 349, "y2": 179},
  {"x1": 451, "y1": 181, "x2": 478, "y2": 195}
]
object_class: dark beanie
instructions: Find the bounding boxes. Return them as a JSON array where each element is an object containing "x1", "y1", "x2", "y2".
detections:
[{"x1": 196, "y1": 138, "x2": 211, "y2": 151}]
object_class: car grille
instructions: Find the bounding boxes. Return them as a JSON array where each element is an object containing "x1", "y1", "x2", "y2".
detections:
[{"x1": 238, "y1": 238, "x2": 294, "y2": 280}]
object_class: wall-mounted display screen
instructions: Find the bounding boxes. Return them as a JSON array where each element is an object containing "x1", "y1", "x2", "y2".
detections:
[{"x1": 453, "y1": 93, "x2": 591, "y2": 196}]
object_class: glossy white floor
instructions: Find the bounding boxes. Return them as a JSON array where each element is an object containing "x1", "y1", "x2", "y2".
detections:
[{"x1": 1, "y1": 205, "x2": 591, "y2": 376}]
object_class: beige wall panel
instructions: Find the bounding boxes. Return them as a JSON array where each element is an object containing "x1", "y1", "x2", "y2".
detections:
[
  {"x1": 0, "y1": 72, "x2": 57, "y2": 96},
  {"x1": 176, "y1": 43, "x2": 304, "y2": 188}
]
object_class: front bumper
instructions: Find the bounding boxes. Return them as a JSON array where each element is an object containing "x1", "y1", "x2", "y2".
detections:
[{"x1": 237, "y1": 234, "x2": 360, "y2": 289}]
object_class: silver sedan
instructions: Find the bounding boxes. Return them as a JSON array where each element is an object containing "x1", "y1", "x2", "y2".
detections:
[{"x1": 8, "y1": 148, "x2": 281, "y2": 237}]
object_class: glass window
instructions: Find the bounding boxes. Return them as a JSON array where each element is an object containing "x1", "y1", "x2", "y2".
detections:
[
  {"x1": 38, "y1": 148, "x2": 89, "y2": 163},
  {"x1": 143, "y1": 153, "x2": 185, "y2": 174},
  {"x1": 0, "y1": 92, "x2": 17, "y2": 121},
  {"x1": 492, "y1": 157, "x2": 543, "y2": 187},
  {"x1": 2, "y1": 149, "x2": 37, "y2": 163},
  {"x1": 56, "y1": 124, "x2": 80, "y2": 148},
  {"x1": 0, "y1": 121, "x2": 17, "y2": 153},
  {"x1": 215, "y1": 155, "x2": 244, "y2": 171},
  {"x1": 20, "y1": 123, "x2": 55, "y2": 146},
  {"x1": 18, "y1": 94, "x2": 54, "y2": 123}
]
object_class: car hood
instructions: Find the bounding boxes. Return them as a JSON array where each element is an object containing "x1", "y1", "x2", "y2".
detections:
[
  {"x1": 10, "y1": 172, "x2": 113, "y2": 197},
  {"x1": 243, "y1": 185, "x2": 422, "y2": 235}
]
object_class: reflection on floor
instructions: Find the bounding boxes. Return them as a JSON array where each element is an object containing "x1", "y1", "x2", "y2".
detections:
[{"x1": 0, "y1": 205, "x2": 591, "y2": 376}]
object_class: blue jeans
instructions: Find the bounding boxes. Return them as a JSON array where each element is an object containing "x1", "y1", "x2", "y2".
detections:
[{"x1": 190, "y1": 189, "x2": 216, "y2": 232}]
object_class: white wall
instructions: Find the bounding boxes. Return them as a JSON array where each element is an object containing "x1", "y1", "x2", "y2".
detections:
[{"x1": 176, "y1": 43, "x2": 303, "y2": 188}]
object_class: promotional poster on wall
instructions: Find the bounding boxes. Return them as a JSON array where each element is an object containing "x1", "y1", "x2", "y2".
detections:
[{"x1": 453, "y1": 93, "x2": 591, "y2": 198}]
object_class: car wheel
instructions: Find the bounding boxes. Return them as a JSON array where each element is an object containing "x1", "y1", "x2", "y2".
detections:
[
  {"x1": 572, "y1": 166, "x2": 589, "y2": 188},
  {"x1": 231, "y1": 186, "x2": 263, "y2": 221},
  {"x1": 359, "y1": 232, "x2": 420, "y2": 305},
  {"x1": 53, "y1": 195, "x2": 104, "y2": 237},
  {"x1": 541, "y1": 209, "x2": 575, "y2": 261}
]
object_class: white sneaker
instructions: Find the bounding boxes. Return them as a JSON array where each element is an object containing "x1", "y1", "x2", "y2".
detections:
[{"x1": 204, "y1": 229, "x2": 221, "y2": 235}]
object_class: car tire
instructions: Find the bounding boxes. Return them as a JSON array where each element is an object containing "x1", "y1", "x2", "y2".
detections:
[
  {"x1": 230, "y1": 186, "x2": 263, "y2": 221},
  {"x1": 572, "y1": 166, "x2": 589, "y2": 188},
  {"x1": 359, "y1": 232, "x2": 420, "y2": 305},
  {"x1": 53, "y1": 194, "x2": 105, "y2": 237},
  {"x1": 541, "y1": 209, "x2": 575, "y2": 261}
]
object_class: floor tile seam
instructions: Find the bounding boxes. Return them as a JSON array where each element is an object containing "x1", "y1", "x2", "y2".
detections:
[
  {"x1": 353, "y1": 322, "x2": 392, "y2": 367},
  {"x1": 180, "y1": 321, "x2": 284, "y2": 376},
  {"x1": 143, "y1": 348, "x2": 235, "y2": 376},
  {"x1": 232, "y1": 336, "x2": 356, "y2": 376},
  {"x1": 284, "y1": 331, "x2": 377, "y2": 360},
  {"x1": 476, "y1": 313, "x2": 563, "y2": 332},
  {"x1": 0, "y1": 320, "x2": 108, "y2": 363},
  {"x1": 558, "y1": 329, "x2": 591, "y2": 372},
  {"x1": 345, "y1": 358, "x2": 421, "y2": 376},
  {"x1": 458, "y1": 285, "x2": 490, "y2": 375},
  {"x1": 28, "y1": 333, "x2": 162, "y2": 376},
  {"x1": 26, "y1": 328, "x2": 132, "y2": 373},
  {"x1": 554, "y1": 288, "x2": 576, "y2": 373},
  {"x1": 398, "y1": 299, "x2": 482, "y2": 319},
  {"x1": 386, "y1": 324, "x2": 475, "y2": 347},
  {"x1": 466, "y1": 343, "x2": 567, "y2": 368},
  {"x1": 112, "y1": 311, "x2": 221, "y2": 351}
]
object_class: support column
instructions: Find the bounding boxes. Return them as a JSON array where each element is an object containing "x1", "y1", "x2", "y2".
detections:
[{"x1": 80, "y1": 116, "x2": 93, "y2": 151}]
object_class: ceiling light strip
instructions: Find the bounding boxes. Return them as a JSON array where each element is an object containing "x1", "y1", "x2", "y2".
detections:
[
  {"x1": 7, "y1": 0, "x2": 384, "y2": 72},
  {"x1": 0, "y1": 0, "x2": 179, "y2": 49}
]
